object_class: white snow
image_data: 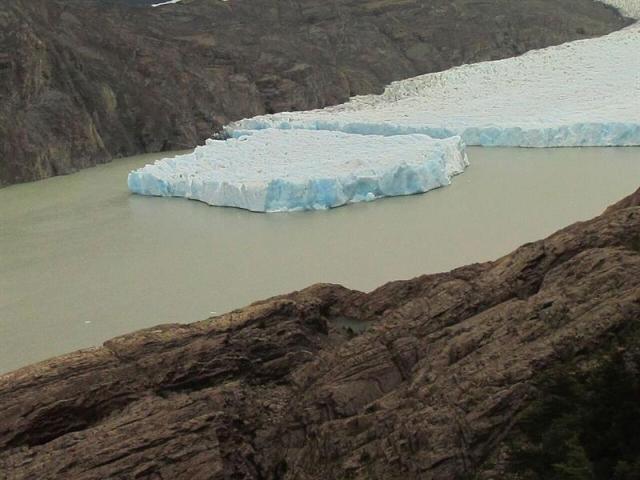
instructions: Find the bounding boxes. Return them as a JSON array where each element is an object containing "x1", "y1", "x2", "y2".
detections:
[
  {"x1": 151, "y1": 0, "x2": 181, "y2": 7},
  {"x1": 597, "y1": 0, "x2": 640, "y2": 18},
  {"x1": 227, "y1": 21, "x2": 640, "y2": 148},
  {"x1": 128, "y1": 129, "x2": 468, "y2": 212}
]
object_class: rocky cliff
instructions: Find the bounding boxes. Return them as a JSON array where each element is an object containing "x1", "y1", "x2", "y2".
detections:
[
  {"x1": 0, "y1": 0, "x2": 631, "y2": 185},
  {"x1": 1, "y1": 186, "x2": 639, "y2": 479}
]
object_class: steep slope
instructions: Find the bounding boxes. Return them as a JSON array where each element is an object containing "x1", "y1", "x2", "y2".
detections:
[
  {"x1": 1, "y1": 185, "x2": 639, "y2": 479},
  {"x1": 0, "y1": 0, "x2": 631, "y2": 185}
]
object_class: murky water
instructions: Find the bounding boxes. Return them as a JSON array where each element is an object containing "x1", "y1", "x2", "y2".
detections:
[{"x1": 1, "y1": 147, "x2": 639, "y2": 373}]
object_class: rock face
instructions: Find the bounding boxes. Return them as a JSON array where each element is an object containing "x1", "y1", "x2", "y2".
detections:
[
  {"x1": 1, "y1": 186, "x2": 639, "y2": 479},
  {"x1": 0, "y1": 0, "x2": 631, "y2": 186}
]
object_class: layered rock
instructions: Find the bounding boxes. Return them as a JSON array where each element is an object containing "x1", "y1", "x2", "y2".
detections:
[
  {"x1": 1, "y1": 186, "x2": 639, "y2": 479},
  {"x1": 0, "y1": 0, "x2": 631, "y2": 185}
]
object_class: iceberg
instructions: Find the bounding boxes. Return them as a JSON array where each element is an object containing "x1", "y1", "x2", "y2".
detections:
[
  {"x1": 128, "y1": 129, "x2": 468, "y2": 212},
  {"x1": 227, "y1": 22, "x2": 640, "y2": 148}
]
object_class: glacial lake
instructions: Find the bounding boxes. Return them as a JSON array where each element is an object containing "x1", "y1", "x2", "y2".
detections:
[{"x1": 1, "y1": 146, "x2": 639, "y2": 373}]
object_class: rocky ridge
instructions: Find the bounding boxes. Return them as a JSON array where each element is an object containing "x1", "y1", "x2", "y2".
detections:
[{"x1": 1, "y1": 186, "x2": 639, "y2": 479}]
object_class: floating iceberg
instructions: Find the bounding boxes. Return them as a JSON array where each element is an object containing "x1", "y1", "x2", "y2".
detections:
[
  {"x1": 227, "y1": 22, "x2": 640, "y2": 147},
  {"x1": 128, "y1": 129, "x2": 468, "y2": 212}
]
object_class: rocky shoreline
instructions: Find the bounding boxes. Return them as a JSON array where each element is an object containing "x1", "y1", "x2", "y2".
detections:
[{"x1": 1, "y1": 185, "x2": 639, "y2": 478}]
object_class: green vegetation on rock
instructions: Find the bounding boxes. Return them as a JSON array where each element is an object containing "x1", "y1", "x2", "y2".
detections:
[{"x1": 505, "y1": 326, "x2": 640, "y2": 480}]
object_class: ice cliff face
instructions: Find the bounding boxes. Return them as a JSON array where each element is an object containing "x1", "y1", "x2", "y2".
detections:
[
  {"x1": 227, "y1": 19, "x2": 640, "y2": 148},
  {"x1": 128, "y1": 130, "x2": 468, "y2": 212}
]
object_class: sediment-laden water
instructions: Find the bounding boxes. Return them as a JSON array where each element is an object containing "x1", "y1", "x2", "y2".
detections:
[{"x1": 1, "y1": 147, "x2": 638, "y2": 373}]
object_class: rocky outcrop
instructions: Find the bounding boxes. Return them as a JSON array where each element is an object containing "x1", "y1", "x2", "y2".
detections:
[
  {"x1": 1, "y1": 186, "x2": 639, "y2": 479},
  {"x1": 0, "y1": 0, "x2": 631, "y2": 185}
]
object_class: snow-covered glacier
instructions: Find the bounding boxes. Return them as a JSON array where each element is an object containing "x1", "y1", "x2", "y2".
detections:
[
  {"x1": 227, "y1": 21, "x2": 640, "y2": 148},
  {"x1": 129, "y1": 2, "x2": 638, "y2": 211},
  {"x1": 128, "y1": 129, "x2": 468, "y2": 212}
]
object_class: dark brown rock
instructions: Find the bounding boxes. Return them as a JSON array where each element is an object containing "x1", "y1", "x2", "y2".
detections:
[
  {"x1": 1, "y1": 187, "x2": 639, "y2": 479},
  {"x1": 0, "y1": 0, "x2": 631, "y2": 185}
]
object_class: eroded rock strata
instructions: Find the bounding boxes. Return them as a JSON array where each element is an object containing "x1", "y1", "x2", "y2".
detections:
[
  {"x1": 1, "y1": 187, "x2": 639, "y2": 479},
  {"x1": 0, "y1": 0, "x2": 631, "y2": 185}
]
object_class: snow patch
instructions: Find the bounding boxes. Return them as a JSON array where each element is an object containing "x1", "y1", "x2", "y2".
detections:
[
  {"x1": 151, "y1": 0, "x2": 181, "y2": 7},
  {"x1": 597, "y1": 0, "x2": 640, "y2": 19}
]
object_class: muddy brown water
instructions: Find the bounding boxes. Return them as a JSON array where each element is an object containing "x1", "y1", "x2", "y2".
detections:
[{"x1": 1, "y1": 146, "x2": 639, "y2": 373}]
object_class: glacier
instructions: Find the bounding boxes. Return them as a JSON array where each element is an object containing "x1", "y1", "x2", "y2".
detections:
[
  {"x1": 129, "y1": 1, "x2": 639, "y2": 211},
  {"x1": 227, "y1": 20, "x2": 640, "y2": 148},
  {"x1": 128, "y1": 129, "x2": 468, "y2": 212}
]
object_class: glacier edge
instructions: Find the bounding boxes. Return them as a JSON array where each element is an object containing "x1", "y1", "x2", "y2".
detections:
[{"x1": 128, "y1": 129, "x2": 469, "y2": 213}]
